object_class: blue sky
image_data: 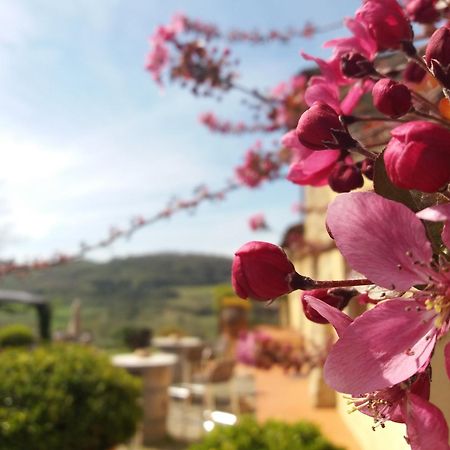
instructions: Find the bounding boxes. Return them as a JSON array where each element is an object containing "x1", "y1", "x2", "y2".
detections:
[{"x1": 0, "y1": 0, "x2": 362, "y2": 261}]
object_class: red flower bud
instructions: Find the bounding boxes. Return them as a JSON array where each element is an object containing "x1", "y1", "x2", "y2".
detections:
[
  {"x1": 232, "y1": 241, "x2": 296, "y2": 301},
  {"x1": 328, "y1": 162, "x2": 364, "y2": 193},
  {"x1": 403, "y1": 61, "x2": 427, "y2": 84},
  {"x1": 341, "y1": 53, "x2": 375, "y2": 79},
  {"x1": 372, "y1": 79, "x2": 412, "y2": 118},
  {"x1": 301, "y1": 289, "x2": 355, "y2": 324},
  {"x1": 356, "y1": 0, "x2": 413, "y2": 51},
  {"x1": 425, "y1": 25, "x2": 450, "y2": 89},
  {"x1": 384, "y1": 121, "x2": 450, "y2": 192},
  {"x1": 296, "y1": 102, "x2": 354, "y2": 150},
  {"x1": 405, "y1": 0, "x2": 439, "y2": 24}
]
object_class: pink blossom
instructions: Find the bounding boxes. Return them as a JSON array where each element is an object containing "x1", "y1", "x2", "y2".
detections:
[
  {"x1": 248, "y1": 213, "x2": 268, "y2": 231},
  {"x1": 236, "y1": 331, "x2": 260, "y2": 365},
  {"x1": 425, "y1": 25, "x2": 450, "y2": 89},
  {"x1": 236, "y1": 330, "x2": 270, "y2": 366},
  {"x1": 328, "y1": 161, "x2": 364, "y2": 193},
  {"x1": 304, "y1": 294, "x2": 450, "y2": 449},
  {"x1": 301, "y1": 52, "x2": 348, "y2": 86},
  {"x1": 324, "y1": 17, "x2": 378, "y2": 61},
  {"x1": 401, "y1": 392, "x2": 450, "y2": 450},
  {"x1": 372, "y1": 79, "x2": 412, "y2": 118},
  {"x1": 145, "y1": 40, "x2": 169, "y2": 85},
  {"x1": 355, "y1": 0, "x2": 413, "y2": 51},
  {"x1": 416, "y1": 202, "x2": 450, "y2": 249},
  {"x1": 301, "y1": 16, "x2": 378, "y2": 89},
  {"x1": 304, "y1": 76, "x2": 373, "y2": 115},
  {"x1": 320, "y1": 192, "x2": 450, "y2": 394},
  {"x1": 405, "y1": 0, "x2": 439, "y2": 24},
  {"x1": 145, "y1": 14, "x2": 187, "y2": 86},
  {"x1": 296, "y1": 102, "x2": 347, "y2": 150},
  {"x1": 282, "y1": 130, "x2": 341, "y2": 187},
  {"x1": 232, "y1": 241, "x2": 297, "y2": 301},
  {"x1": 384, "y1": 121, "x2": 450, "y2": 192},
  {"x1": 235, "y1": 142, "x2": 280, "y2": 188}
]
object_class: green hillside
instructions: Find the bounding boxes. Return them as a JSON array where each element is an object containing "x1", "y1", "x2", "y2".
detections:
[{"x1": 0, "y1": 253, "x2": 278, "y2": 348}]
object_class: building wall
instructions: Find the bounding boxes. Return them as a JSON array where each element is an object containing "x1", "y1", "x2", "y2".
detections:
[{"x1": 286, "y1": 185, "x2": 450, "y2": 450}]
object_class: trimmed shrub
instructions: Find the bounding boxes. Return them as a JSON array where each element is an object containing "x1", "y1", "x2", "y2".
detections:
[
  {"x1": 0, "y1": 324, "x2": 35, "y2": 348},
  {"x1": 189, "y1": 415, "x2": 345, "y2": 450},
  {"x1": 0, "y1": 344, "x2": 142, "y2": 450}
]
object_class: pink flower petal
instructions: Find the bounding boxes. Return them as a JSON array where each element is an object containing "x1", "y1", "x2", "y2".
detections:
[
  {"x1": 287, "y1": 150, "x2": 340, "y2": 187},
  {"x1": 327, "y1": 192, "x2": 432, "y2": 290},
  {"x1": 304, "y1": 76, "x2": 340, "y2": 112},
  {"x1": 402, "y1": 393, "x2": 450, "y2": 450},
  {"x1": 303, "y1": 295, "x2": 353, "y2": 337},
  {"x1": 300, "y1": 52, "x2": 347, "y2": 85},
  {"x1": 323, "y1": 18, "x2": 377, "y2": 63},
  {"x1": 417, "y1": 203, "x2": 450, "y2": 249},
  {"x1": 340, "y1": 79, "x2": 374, "y2": 115},
  {"x1": 281, "y1": 130, "x2": 312, "y2": 160},
  {"x1": 324, "y1": 299, "x2": 437, "y2": 394},
  {"x1": 417, "y1": 203, "x2": 450, "y2": 222}
]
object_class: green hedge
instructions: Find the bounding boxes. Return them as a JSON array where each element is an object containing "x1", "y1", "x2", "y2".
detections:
[
  {"x1": 0, "y1": 324, "x2": 35, "y2": 348},
  {"x1": 0, "y1": 344, "x2": 142, "y2": 450},
  {"x1": 189, "y1": 416, "x2": 345, "y2": 450}
]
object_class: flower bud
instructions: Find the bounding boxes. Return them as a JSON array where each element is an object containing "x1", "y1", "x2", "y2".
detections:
[
  {"x1": 356, "y1": 0, "x2": 413, "y2": 51},
  {"x1": 405, "y1": 0, "x2": 439, "y2": 24},
  {"x1": 425, "y1": 25, "x2": 450, "y2": 89},
  {"x1": 328, "y1": 162, "x2": 364, "y2": 193},
  {"x1": 403, "y1": 61, "x2": 427, "y2": 84},
  {"x1": 301, "y1": 289, "x2": 355, "y2": 324},
  {"x1": 232, "y1": 241, "x2": 297, "y2": 301},
  {"x1": 341, "y1": 53, "x2": 375, "y2": 79},
  {"x1": 372, "y1": 79, "x2": 412, "y2": 118},
  {"x1": 296, "y1": 102, "x2": 354, "y2": 150},
  {"x1": 384, "y1": 121, "x2": 450, "y2": 192}
]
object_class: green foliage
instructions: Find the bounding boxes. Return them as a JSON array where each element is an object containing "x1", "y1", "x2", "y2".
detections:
[
  {"x1": 189, "y1": 416, "x2": 345, "y2": 450},
  {"x1": 0, "y1": 324, "x2": 35, "y2": 348},
  {"x1": 0, "y1": 344, "x2": 142, "y2": 450},
  {"x1": 118, "y1": 325, "x2": 152, "y2": 349},
  {"x1": 214, "y1": 284, "x2": 236, "y2": 302}
]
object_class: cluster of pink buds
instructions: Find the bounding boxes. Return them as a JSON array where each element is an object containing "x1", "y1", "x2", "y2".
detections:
[
  {"x1": 234, "y1": 142, "x2": 281, "y2": 188},
  {"x1": 248, "y1": 213, "x2": 268, "y2": 231},
  {"x1": 172, "y1": 13, "x2": 340, "y2": 44},
  {"x1": 236, "y1": 329, "x2": 328, "y2": 374},
  {"x1": 199, "y1": 112, "x2": 277, "y2": 134},
  {"x1": 230, "y1": 2, "x2": 450, "y2": 445},
  {"x1": 145, "y1": 15, "x2": 237, "y2": 93}
]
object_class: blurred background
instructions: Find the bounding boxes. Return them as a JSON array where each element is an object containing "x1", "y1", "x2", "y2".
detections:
[{"x1": 0, "y1": 1, "x2": 380, "y2": 450}]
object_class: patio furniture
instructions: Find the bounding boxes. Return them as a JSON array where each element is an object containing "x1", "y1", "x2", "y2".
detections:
[
  {"x1": 112, "y1": 352, "x2": 178, "y2": 445},
  {"x1": 153, "y1": 336, "x2": 204, "y2": 382},
  {"x1": 167, "y1": 362, "x2": 256, "y2": 441}
]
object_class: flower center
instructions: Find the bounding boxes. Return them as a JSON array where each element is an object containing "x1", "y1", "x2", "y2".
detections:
[
  {"x1": 345, "y1": 390, "x2": 399, "y2": 430},
  {"x1": 424, "y1": 294, "x2": 450, "y2": 329}
]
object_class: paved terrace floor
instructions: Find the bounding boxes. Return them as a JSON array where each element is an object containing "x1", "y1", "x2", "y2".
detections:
[
  {"x1": 250, "y1": 366, "x2": 361, "y2": 450},
  {"x1": 121, "y1": 364, "x2": 361, "y2": 450}
]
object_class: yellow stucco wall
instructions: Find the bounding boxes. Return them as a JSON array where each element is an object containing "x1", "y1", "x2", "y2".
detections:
[{"x1": 286, "y1": 185, "x2": 450, "y2": 450}]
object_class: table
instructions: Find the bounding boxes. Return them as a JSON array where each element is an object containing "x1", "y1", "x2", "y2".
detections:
[
  {"x1": 112, "y1": 352, "x2": 178, "y2": 445},
  {"x1": 153, "y1": 336, "x2": 204, "y2": 382}
]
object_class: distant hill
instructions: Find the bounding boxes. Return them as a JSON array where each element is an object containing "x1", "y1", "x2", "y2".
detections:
[
  {"x1": 0, "y1": 252, "x2": 232, "y2": 296},
  {"x1": 0, "y1": 253, "x2": 240, "y2": 347}
]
